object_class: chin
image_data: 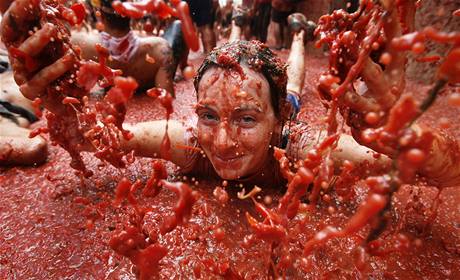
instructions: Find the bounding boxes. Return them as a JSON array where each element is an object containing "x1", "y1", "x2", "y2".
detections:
[
  {"x1": 215, "y1": 169, "x2": 246, "y2": 180},
  {"x1": 210, "y1": 154, "x2": 252, "y2": 180}
]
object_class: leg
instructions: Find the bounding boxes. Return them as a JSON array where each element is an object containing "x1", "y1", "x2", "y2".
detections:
[
  {"x1": 286, "y1": 30, "x2": 305, "y2": 97},
  {"x1": 179, "y1": 48, "x2": 189, "y2": 72},
  {"x1": 281, "y1": 24, "x2": 291, "y2": 49},
  {"x1": 286, "y1": 12, "x2": 318, "y2": 97},
  {"x1": 285, "y1": 12, "x2": 318, "y2": 118},
  {"x1": 198, "y1": 24, "x2": 216, "y2": 53},
  {"x1": 271, "y1": 7, "x2": 288, "y2": 49},
  {"x1": 271, "y1": 21, "x2": 282, "y2": 49},
  {"x1": 260, "y1": 4, "x2": 272, "y2": 43},
  {"x1": 201, "y1": 24, "x2": 216, "y2": 53},
  {"x1": 229, "y1": 20, "x2": 242, "y2": 42},
  {"x1": 285, "y1": 30, "x2": 306, "y2": 118}
]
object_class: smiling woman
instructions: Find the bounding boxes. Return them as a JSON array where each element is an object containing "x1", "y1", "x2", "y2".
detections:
[
  {"x1": 119, "y1": 40, "x2": 289, "y2": 184},
  {"x1": 195, "y1": 65, "x2": 277, "y2": 180},
  {"x1": 193, "y1": 40, "x2": 285, "y2": 180},
  {"x1": 119, "y1": 39, "x2": 392, "y2": 187}
]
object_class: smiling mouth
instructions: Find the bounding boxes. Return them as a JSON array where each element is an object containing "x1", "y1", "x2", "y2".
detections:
[{"x1": 213, "y1": 154, "x2": 244, "y2": 166}]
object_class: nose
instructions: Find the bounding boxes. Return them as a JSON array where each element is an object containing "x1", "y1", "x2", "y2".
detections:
[{"x1": 215, "y1": 122, "x2": 235, "y2": 152}]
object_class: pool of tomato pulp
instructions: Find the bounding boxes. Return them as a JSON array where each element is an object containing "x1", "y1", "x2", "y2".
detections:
[{"x1": 1, "y1": 48, "x2": 459, "y2": 279}]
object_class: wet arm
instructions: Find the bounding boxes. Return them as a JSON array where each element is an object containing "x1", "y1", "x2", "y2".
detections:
[
  {"x1": 121, "y1": 119, "x2": 190, "y2": 167},
  {"x1": 292, "y1": 131, "x2": 392, "y2": 176},
  {"x1": 332, "y1": 134, "x2": 392, "y2": 175},
  {"x1": 155, "y1": 66, "x2": 175, "y2": 95},
  {"x1": 154, "y1": 44, "x2": 175, "y2": 96},
  {"x1": 332, "y1": 125, "x2": 460, "y2": 187},
  {"x1": 70, "y1": 30, "x2": 100, "y2": 61}
]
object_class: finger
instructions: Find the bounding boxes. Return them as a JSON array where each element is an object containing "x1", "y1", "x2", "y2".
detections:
[
  {"x1": 1, "y1": 0, "x2": 39, "y2": 44},
  {"x1": 361, "y1": 57, "x2": 397, "y2": 110},
  {"x1": 9, "y1": 57, "x2": 28, "y2": 85},
  {"x1": 342, "y1": 90, "x2": 381, "y2": 113},
  {"x1": 350, "y1": 128, "x2": 396, "y2": 156},
  {"x1": 18, "y1": 23, "x2": 57, "y2": 56},
  {"x1": 19, "y1": 52, "x2": 76, "y2": 99},
  {"x1": 382, "y1": 2, "x2": 407, "y2": 88}
]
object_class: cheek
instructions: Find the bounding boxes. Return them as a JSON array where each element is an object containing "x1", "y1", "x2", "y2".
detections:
[
  {"x1": 238, "y1": 124, "x2": 273, "y2": 152},
  {"x1": 197, "y1": 124, "x2": 214, "y2": 147}
]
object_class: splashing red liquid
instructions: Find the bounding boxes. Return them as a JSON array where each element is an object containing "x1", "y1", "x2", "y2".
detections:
[{"x1": 112, "y1": 0, "x2": 199, "y2": 51}]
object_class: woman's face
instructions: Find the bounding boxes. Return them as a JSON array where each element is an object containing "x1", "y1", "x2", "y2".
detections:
[{"x1": 196, "y1": 65, "x2": 279, "y2": 180}]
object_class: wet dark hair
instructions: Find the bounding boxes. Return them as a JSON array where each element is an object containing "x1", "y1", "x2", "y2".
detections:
[
  {"x1": 194, "y1": 40, "x2": 288, "y2": 120},
  {"x1": 100, "y1": 0, "x2": 130, "y2": 31}
]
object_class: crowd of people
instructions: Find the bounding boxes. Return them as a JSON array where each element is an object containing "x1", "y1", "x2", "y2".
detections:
[{"x1": 1, "y1": 0, "x2": 459, "y2": 278}]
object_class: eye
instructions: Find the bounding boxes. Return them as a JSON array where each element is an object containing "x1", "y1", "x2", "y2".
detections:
[
  {"x1": 242, "y1": 116, "x2": 255, "y2": 123},
  {"x1": 237, "y1": 115, "x2": 257, "y2": 127},
  {"x1": 199, "y1": 112, "x2": 219, "y2": 124}
]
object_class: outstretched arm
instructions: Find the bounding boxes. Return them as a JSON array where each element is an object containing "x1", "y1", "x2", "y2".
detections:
[
  {"x1": 121, "y1": 120, "x2": 191, "y2": 168},
  {"x1": 291, "y1": 129, "x2": 392, "y2": 176},
  {"x1": 0, "y1": 0, "x2": 186, "y2": 174},
  {"x1": 154, "y1": 43, "x2": 175, "y2": 95}
]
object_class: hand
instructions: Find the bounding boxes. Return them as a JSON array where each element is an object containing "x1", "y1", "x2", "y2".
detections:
[
  {"x1": 319, "y1": 2, "x2": 410, "y2": 154},
  {"x1": 1, "y1": 0, "x2": 78, "y2": 110}
]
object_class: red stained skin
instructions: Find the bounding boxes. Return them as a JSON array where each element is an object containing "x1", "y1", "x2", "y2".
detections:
[
  {"x1": 146, "y1": 87, "x2": 174, "y2": 159},
  {"x1": 196, "y1": 66, "x2": 276, "y2": 180},
  {"x1": 1, "y1": 54, "x2": 460, "y2": 278},
  {"x1": 1, "y1": 1, "x2": 460, "y2": 279}
]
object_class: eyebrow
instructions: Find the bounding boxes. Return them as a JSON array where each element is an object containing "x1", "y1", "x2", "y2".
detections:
[
  {"x1": 195, "y1": 103, "x2": 216, "y2": 111},
  {"x1": 234, "y1": 104, "x2": 263, "y2": 113}
]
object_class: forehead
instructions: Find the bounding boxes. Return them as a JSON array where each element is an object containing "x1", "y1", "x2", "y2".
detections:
[{"x1": 197, "y1": 65, "x2": 271, "y2": 105}]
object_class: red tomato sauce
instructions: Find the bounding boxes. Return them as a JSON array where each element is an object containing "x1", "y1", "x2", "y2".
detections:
[{"x1": 1, "y1": 50, "x2": 459, "y2": 278}]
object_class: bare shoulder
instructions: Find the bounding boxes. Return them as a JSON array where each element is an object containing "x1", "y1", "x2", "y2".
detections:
[
  {"x1": 139, "y1": 36, "x2": 171, "y2": 55},
  {"x1": 70, "y1": 30, "x2": 101, "y2": 60},
  {"x1": 70, "y1": 29, "x2": 101, "y2": 45}
]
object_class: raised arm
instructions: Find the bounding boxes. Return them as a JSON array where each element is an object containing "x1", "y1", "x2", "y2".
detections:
[
  {"x1": 316, "y1": 0, "x2": 460, "y2": 187},
  {"x1": 155, "y1": 63, "x2": 175, "y2": 96},
  {"x1": 0, "y1": 0, "x2": 180, "y2": 174}
]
